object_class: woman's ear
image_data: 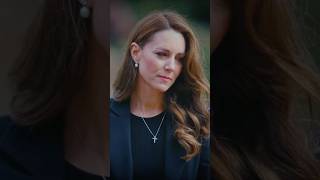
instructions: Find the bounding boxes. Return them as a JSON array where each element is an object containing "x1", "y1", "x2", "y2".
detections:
[{"x1": 130, "y1": 42, "x2": 141, "y2": 63}]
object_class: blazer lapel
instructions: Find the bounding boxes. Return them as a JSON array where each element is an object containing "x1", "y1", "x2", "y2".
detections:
[
  {"x1": 110, "y1": 99, "x2": 133, "y2": 179},
  {"x1": 164, "y1": 114, "x2": 187, "y2": 180}
]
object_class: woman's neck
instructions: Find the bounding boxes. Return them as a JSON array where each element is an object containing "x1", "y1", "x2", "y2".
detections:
[{"x1": 130, "y1": 78, "x2": 165, "y2": 117}]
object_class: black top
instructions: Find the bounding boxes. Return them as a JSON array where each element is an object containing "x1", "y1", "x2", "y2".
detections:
[
  {"x1": 131, "y1": 111, "x2": 166, "y2": 179},
  {"x1": 110, "y1": 99, "x2": 211, "y2": 179},
  {"x1": 65, "y1": 161, "x2": 109, "y2": 180}
]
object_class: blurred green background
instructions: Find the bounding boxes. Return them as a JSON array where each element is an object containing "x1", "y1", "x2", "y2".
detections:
[
  {"x1": 110, "y1": 0, "x2": 210, "y2": 96},
  {"x1": 296, "y1": 0, "x2": 320, "y2": 67}
]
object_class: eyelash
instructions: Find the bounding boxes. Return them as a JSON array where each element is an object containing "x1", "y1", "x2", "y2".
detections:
[
  {"x1": 155, "y1": 52, "x2": 183, "y2": 62},
  {"x1": 156, "y1": 52, "x2": 167, "y2": 57}
]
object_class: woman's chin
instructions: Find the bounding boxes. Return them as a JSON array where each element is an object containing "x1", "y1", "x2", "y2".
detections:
[{"x1": 152, "y1": 84, "x2": 171, "y2": 93}]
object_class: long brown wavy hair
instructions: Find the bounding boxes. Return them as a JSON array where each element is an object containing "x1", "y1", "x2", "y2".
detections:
[
  {"x1": 113, "y1": 11, "x2": 210, "y2": 160},
  {"x1": 212, "y1": 0, "x2": 320, "y2": 179},
  {"x1": 9, "y1": 0, "x2": 90, "y2": 127}
]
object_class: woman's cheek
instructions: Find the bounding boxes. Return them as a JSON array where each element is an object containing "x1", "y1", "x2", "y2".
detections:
[{"x1": 143, "y1": 55, "x2": 161, "y2": 73}]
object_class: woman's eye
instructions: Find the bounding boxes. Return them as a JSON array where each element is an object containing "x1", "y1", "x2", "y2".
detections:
[
  {"x1": 175, "y1": 55, "x2": 184, "y2": 61},
  {"x1": 155, "y1": 52, "x2": 167, "y2": 57}
]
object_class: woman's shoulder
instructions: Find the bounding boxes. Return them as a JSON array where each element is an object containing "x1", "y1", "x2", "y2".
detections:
[
  {"x1": 0, "y1": 115, "x2": 15, "y2": 137},
  {"x1": 312, "y1": 128, "x2": 320, "y2": 160},
  {"x1": 109, "y1": 98, "x2": 119, "y2": 108},
  {"x1": 109, "y1": 98, "x2": 127, "y2": 105},
  {"x1": 0, "y1": 114, "x2": 65, "y2": 177},
  {"x1": 109, "y1": 98, "x2": 115, "y2": 103},
  {"x1": 0, "y1": 115, "x2": 28, "y2": 176},
  {"x1": 0, "y1": 114, "x2": 12, "y2": 124},
  {"x1": 109, "y1": 98, "x2": 130, "y2": 115},
  {"x1": 109, "y1": 98, "x2": 117, "y2": 112},
  {"x1": 0, "y1": 115, "x2": 37, "y2": 139},
  {"x1": 0, "y1": 114, "x2": 34, "y2": 151}
]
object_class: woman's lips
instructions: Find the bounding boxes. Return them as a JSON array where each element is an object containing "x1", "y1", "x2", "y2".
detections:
[{"x1": 158, "y1": 75, "x2": 172, "y2": 81}]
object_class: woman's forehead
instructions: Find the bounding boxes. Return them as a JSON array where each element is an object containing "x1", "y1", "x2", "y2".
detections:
[{"x1": 144, "y1": 29, "x2": 186, "y2": 54}]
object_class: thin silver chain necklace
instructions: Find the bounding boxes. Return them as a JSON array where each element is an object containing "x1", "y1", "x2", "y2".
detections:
[{"x1": 140, "y1": 112, "x2": 166, "y2": 144}]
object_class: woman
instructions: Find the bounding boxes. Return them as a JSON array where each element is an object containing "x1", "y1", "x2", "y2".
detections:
[
  {"x1": 110, "y1": 11, "x2": 210, "y2": 179},
  {"x1": 212, "y1": 0, "x2": 320, "y2": 179},
  {"x1": 0, "y1": 0, "x2": 109, "y2": 179}
]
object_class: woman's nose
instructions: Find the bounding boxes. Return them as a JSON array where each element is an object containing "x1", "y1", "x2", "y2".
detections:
[{"x1": 164, "y1": 57, "x2": 176, "y2": 71}]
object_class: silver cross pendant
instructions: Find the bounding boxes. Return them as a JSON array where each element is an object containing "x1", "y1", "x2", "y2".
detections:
[{"x1": 152, "y1": 137, "x2": 158, "y2": 144}]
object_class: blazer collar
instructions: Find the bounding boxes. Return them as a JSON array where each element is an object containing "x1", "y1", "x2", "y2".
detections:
[
  {"x1": 110, "y1": 99, "x2": 133, "y2": 179},
  {"x1": 110, "y1": 99, "x2": 187, "y2": 179},
  {"x1": 0, "y1": 119, "x2": 65, "y2": 179}
]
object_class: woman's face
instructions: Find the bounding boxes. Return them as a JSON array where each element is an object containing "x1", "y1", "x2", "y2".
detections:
[
  {"x1": 212, "y1": 0, "x2": 231, "y2": 51},
  {"x1": 131, "y1": 29, "x2": 185, "y2": 93}
]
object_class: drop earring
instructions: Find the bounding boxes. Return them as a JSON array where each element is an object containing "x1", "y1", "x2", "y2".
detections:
[
  {"x1": 134, "y1": 62, "x2": 139, "y2": 68},
  {"x1": 79, "y1": 0, "x2": 90, "y2": 18}
]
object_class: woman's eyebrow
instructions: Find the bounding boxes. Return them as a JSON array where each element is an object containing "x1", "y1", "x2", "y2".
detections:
[
  {"x1": 155, "y1": 47, "x2": 185, "y2": 56},
  {"x1": 154, "y1": 47, "x2": 170, "y2": 53}
]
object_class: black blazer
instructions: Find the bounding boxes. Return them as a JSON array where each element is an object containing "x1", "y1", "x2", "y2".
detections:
[
  {"x1": 0, "y1": 115, "x2": 65, "y2": 180},
  {"x1": 110, "y1": 99, "x2": 211, "y2": 180}
]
